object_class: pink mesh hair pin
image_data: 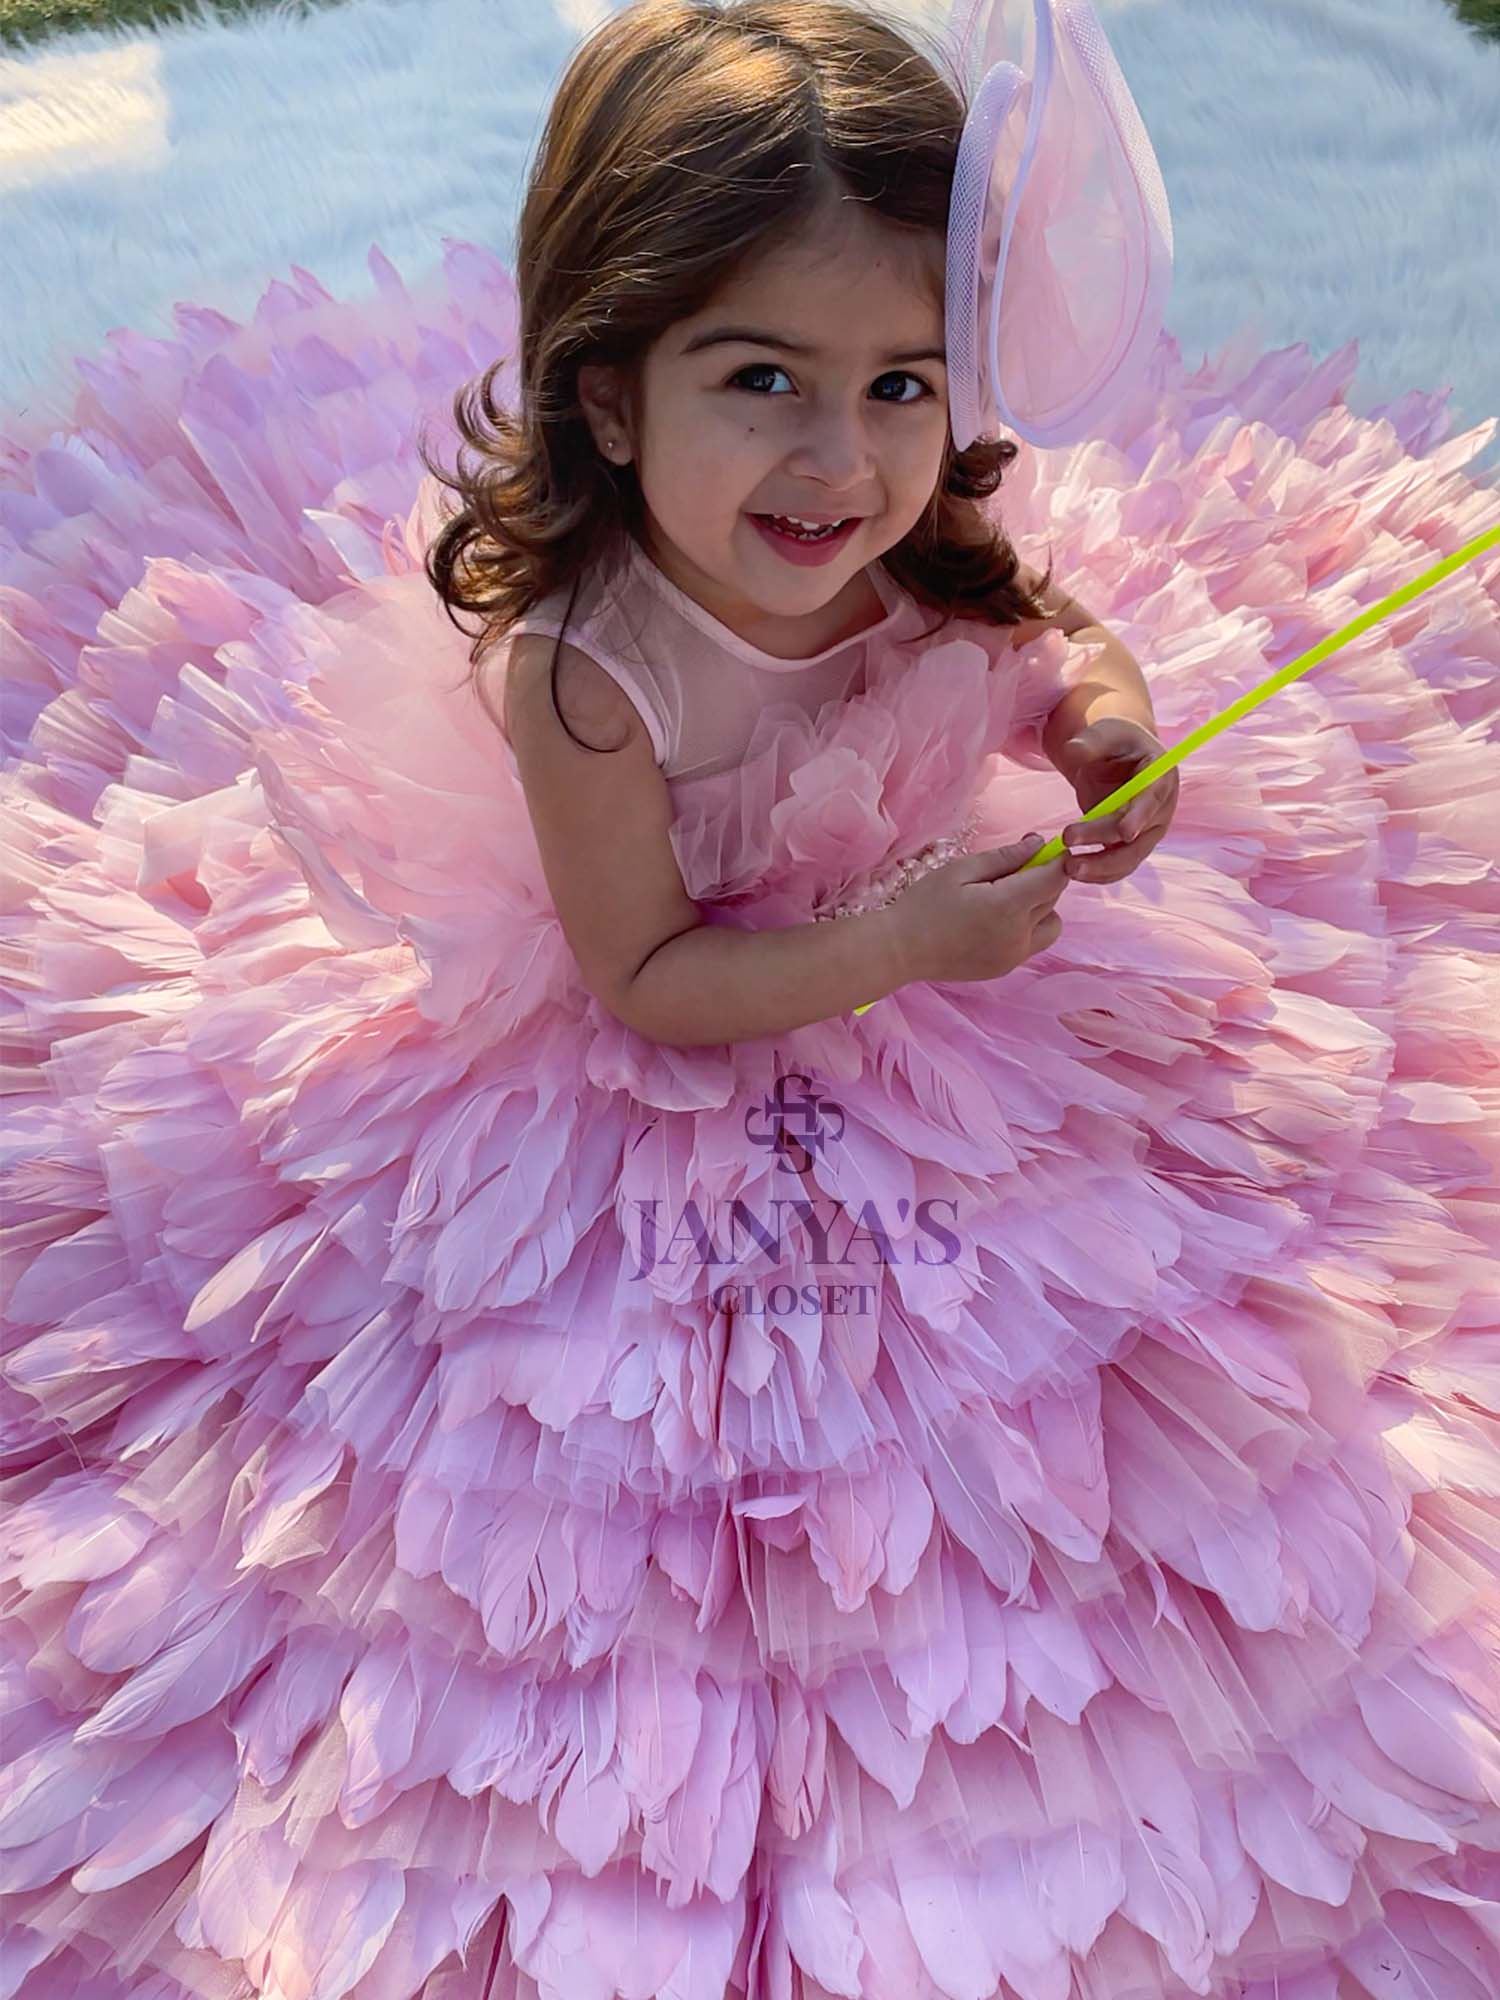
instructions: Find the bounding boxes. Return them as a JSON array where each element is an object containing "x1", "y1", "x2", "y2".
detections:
[{"x1": 850, "y1": 0, "x2": 1498, "y2": 1014}]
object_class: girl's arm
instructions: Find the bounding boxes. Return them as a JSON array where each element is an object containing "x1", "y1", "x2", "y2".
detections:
[
  {"x1": 502, "y1": 636, "x2": 914, "y2": 1048},
  {"x1": 1012, "y1": 562, "x2": 1161, "y2": 767}
]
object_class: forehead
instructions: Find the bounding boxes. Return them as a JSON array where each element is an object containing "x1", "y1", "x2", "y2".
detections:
[
  {"x1": 722, "y1": 219, "x2": 941, "y2": 306},
  {"x1": 677, "y1": 228, "x2": 946, "y2": 360}
]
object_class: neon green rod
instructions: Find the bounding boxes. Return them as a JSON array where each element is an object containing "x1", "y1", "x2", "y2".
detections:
[{"x1": 852, "y1": 520, "x2": 1500, "y2": 1017}]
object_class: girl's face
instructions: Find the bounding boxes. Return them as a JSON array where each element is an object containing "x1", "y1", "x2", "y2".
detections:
[{"x1": 577, "y1": 209, "x2": 950, "y2": 659}]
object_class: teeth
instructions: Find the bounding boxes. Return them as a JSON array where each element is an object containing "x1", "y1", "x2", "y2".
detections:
[{"x1": 767, "y1": 515, "x2": 845, "y2": 536}]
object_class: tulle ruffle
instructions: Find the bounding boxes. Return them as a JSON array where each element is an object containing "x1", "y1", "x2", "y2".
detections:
[{"x1": 3, "y1": 240, "x2": 1500, "y2": 2000}]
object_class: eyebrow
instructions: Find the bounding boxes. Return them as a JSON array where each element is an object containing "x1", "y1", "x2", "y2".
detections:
[{"x1": 681, "y1": 325, "x2": 947, "y2": 366}]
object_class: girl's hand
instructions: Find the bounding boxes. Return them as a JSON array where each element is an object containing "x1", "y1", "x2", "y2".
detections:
[
  {"x1": 888, "y1": 835, "x2": 1071, "y2": 988},
  {"x1": 1056, "y1": 717, "x2": 1179, "y2": 884}
]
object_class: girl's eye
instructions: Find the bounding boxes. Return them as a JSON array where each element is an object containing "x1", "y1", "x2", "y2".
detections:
[{"x1": 725, "y1": 362, "x2": 935, "y2": 404}]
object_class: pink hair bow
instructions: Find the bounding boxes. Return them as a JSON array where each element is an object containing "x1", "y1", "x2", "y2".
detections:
[{"x1": 943, "y1": 0, "x2": 1175, "y2": 449}]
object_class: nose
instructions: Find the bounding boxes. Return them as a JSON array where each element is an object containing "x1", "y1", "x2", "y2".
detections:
[{"x1": 789, "y1": 402, "x2": 879, "y2": 490}]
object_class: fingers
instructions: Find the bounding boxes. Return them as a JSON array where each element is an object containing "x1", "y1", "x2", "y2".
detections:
[
  {"x1": 1064, "y1": 820, "x2": 1159, "y2": 881},
  {"x1": 981, "y1": 852, "x2": 1068, "y2": 914},
  {"x1": 1021, "y1": 854, "x2": 1069, "y2": 904},
  {"x1": 967, "y1": 842, "x2": 1071, "y2": 900},
  {"x1": 1063, "y1": 783, "x2": 1176, "y2": 880},
  {"x1": 1066, "y1": 843, "x2": 1140, "y2": 884},
  {"x1": 967, "y1": 836, "x2": 1049, "y2": 881},
  {"x1": 1065, "y1": 772, "x2": 1178, "y2": 854},
  {"x1": 1064, "y1": 806, "x2": 1136, "y2": 850}
]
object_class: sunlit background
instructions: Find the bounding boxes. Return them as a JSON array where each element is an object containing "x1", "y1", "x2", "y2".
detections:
[{"x1": 2, "y1": 0, "x2": 1497, "y2": 486}]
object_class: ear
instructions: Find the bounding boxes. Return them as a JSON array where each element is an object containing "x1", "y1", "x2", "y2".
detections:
[{"x1": 577, "y1": 360, "x2": 635, "y2": 458}]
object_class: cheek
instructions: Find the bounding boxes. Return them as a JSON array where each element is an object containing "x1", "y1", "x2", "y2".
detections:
[
  {"x1": 666, "y1": 409, "x2": 766, "y2": 477},
  {"x1": 913, "y1": 405, "x2": 952, "y2": 453}
]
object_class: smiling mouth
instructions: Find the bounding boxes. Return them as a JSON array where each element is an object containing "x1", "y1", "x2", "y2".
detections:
[{"x1": 751, "y1": 514, "x2": 859, "y2": 541}]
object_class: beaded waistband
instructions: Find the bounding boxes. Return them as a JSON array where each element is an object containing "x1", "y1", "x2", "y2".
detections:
[{"x1": 811, "y1": 805, "x2": 983, "y2": 922}]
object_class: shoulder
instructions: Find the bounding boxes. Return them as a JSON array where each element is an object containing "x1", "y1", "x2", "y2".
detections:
[
  {"x1": 498, "y1": 630, "x2": 651, "y2": 759},
  {"x1": 1003, "y1": 562, "x2": 1049, "y2": 651},
  {"x1": 1001, "y1": 560, "x2": 1092, "y2": 648},
  {"x1": 938, "y1": 562, "x2": 1052, "y2": 656}
]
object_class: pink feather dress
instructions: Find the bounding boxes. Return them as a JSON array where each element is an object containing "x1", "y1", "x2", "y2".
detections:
[{"x1": 3, "y1": 240, "x2": 1500, "y2": 2000}]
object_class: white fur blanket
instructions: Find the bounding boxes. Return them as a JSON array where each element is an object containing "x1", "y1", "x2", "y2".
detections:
[{"x1": 0, "y1": 0, "x2": 1497, "y2": 486}]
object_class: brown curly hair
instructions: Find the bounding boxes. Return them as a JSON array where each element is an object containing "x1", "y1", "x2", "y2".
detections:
[{"x1": 418, "y1": 0, "x2": 1055, "y2": 749}]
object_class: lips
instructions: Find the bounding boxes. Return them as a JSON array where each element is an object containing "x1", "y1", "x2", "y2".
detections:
[
  {"x1": 755, "y1": 515, "x2": 852, "y2": 537},
  {"x1": 748, "y1": 513, "x2": 861, "y2": 565}
]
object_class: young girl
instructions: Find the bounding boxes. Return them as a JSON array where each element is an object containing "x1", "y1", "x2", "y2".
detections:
[{"x1": 3, "y1": 3, "x2": 1499, "y2": 1998}]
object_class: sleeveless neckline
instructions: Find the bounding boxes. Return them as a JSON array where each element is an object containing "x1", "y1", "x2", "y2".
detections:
[{"x1": 625, "y1": 536, "x2": 906, "y2": 674}]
